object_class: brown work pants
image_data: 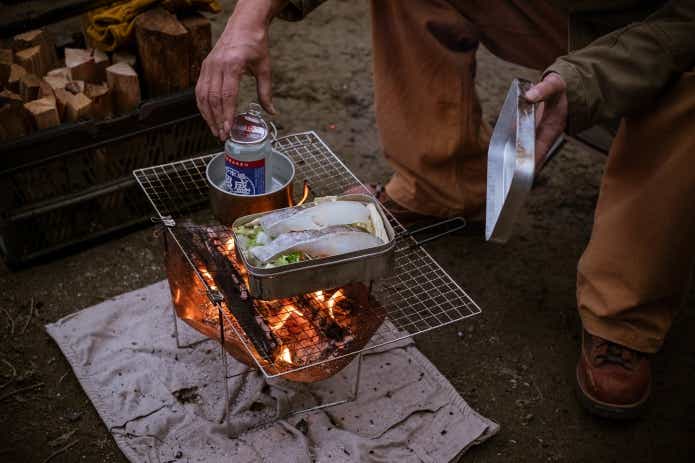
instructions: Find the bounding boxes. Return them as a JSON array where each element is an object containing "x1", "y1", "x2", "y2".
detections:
[{"x1": 370, "y1": 0, "x2": 695, "y2": 353}]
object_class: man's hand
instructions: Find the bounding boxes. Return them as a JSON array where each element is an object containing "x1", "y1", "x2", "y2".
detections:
[
  {"x1": 196, "y1": 0, "x2": 286, "y2": 140},
  {"x1": 524, "y1": 73, "x2": 568, "y2": 170}
]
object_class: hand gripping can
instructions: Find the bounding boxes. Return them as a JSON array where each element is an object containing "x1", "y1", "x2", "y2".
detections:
[{"x1": 224, "y1": 103, "x2": 274, "y2": 195}]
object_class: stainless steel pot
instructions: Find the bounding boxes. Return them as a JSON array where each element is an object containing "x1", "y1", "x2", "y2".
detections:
[
  {"x1": 232, "y1": 194, "x2": 396, "y2": 300},
  {"x1": 206, "y1": 150, "x2": 295, "y2": 226}
]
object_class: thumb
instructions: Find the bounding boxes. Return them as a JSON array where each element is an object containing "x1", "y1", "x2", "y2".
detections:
[{"x1": 525, "y1": 73, "x2": 565, "y2": 103}]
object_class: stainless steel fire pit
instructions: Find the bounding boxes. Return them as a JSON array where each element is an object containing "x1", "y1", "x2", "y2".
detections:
[{"x1": 133, "y1": 132, "x2": 482, "y2": 383}]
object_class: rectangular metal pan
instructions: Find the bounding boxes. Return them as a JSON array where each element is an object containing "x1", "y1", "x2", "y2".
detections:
[{"x1": 232, "y1": 193, "x2": 396, "y2": 300}]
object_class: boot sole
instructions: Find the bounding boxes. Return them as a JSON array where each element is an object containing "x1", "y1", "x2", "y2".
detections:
[{"x1": 575, "y1": 364, "x2": 650, "y2": 420}]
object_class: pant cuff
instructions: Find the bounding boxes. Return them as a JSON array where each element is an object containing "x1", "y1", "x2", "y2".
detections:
[
  {"x1": 385, "y1": 173, "x2": 464, "y2": 218},
  {"x1": 579, "y1": 309, "x2": 663, "y2": 354}
]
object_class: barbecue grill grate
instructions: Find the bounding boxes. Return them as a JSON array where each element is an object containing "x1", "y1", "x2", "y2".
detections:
[{"x1": 134, "y1": 131, "x2": 482, "y2": 379}]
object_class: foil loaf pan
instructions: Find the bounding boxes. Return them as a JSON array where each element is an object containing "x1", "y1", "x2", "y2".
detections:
[{"x1": 232, "y1": 193, "x2": 397, "y2": 300}]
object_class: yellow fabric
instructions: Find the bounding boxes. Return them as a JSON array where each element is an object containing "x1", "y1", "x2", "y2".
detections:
[{"x1": 85, "y1": 0, "x2": 221, "y2": 52}]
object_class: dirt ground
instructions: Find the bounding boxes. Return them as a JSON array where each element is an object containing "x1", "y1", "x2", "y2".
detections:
[{"x1": 1, "y1": 1, "x2": 694, "y2": 462}]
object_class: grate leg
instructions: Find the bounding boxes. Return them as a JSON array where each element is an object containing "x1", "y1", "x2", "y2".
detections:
[{"x1": 171, "y1": 304, "x2": 208, "y2": 349}]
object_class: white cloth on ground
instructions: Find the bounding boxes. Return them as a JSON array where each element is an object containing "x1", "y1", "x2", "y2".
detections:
[{"x1": 46, "y1": 280, "x2": 498, "y2": 463}]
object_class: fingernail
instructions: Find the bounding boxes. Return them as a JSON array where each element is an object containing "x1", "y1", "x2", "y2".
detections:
[
  {"x1": 269, "y1": 102, "x2": 278, "y2": 115},
  {"x1": 223, "y1": 121, "x2": 230, "y2": 135},
  {"x1": 525, "y1": 89, "x2": 539, "y2": 101},
  {"x1": 218, "y1": 128, "x2": 226, "y2": 141}
]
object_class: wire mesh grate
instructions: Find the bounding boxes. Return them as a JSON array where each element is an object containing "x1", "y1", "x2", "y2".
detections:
[{"x1": 134, "y1": 131, "x2": 481, "y2": 378}]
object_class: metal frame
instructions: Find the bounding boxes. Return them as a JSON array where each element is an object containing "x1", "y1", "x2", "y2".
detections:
[{"x1": 134, "y1": 131, "x2": 482, "y2": 431}]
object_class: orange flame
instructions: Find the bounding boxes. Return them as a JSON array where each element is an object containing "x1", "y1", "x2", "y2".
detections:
[
  {"x1": 326, "y1": 289, "x2": 344, "y2": 319},
  {"x1": 269, "y1": 304, "x2": 305, "y2": 331},
  {"x1": 225, "y1": 237, "x2": 235, "y2": 252},
  {"x1": 280, "y1": 346, "x2": 293, "y2": 364}
]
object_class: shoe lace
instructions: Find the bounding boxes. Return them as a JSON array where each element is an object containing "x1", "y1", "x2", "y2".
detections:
[{"x1": 593, "y1": 339, "x2": 642, "y2": 370}]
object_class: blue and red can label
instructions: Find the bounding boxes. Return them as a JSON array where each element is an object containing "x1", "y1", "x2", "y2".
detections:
[{"x1": 224, "y1": 154, "x2": 266, "y2": 195}]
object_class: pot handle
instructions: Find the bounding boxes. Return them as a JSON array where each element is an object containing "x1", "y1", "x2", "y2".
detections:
[{"x1": 397, "y1": 217, "x2": 467, "y2": 248}]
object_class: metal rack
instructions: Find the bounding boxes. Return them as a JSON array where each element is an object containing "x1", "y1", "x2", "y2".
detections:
[{"x1": 134, "y1": 131, "x2": 482, "y2": 380}]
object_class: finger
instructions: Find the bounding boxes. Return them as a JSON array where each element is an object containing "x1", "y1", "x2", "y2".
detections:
[
  {"x1": 254, "y1": 57, "x2": 277, "y2": 115},
  {"x1": 221, "y1": 69, "x2": 241, "y2": 137},
  {"x1": 535, "y1": 117, "x2": 562, "y2": 166},
  {"x1": 525, "y1": 74, "x2": 564, "y2": 103},
  {"x1": 196, "y1": 63, "x2": 217, "y2": 136},
  {"x1": 208, "y1": 71, "x2": 226, "y2": 140}
]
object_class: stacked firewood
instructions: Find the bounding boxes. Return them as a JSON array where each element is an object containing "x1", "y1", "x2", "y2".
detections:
[{"x1": 0, "y1": 7, "x2": 211, "y2": 141}]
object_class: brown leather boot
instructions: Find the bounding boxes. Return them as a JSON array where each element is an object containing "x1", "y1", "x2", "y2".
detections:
[{"x1": 576, "y1": 329, "x2": 651, "y2": 419}]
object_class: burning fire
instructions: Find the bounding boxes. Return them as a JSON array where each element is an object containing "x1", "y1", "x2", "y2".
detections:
[
  {"x1": 269, "y1": 303, "x2": 305, "y2": 331},
  {"x1": 280, "y1": 346, "x2": 293, "y2": 364},
  {"x1": 326, "y1": 289, "x2": 344, "y2": 319}
]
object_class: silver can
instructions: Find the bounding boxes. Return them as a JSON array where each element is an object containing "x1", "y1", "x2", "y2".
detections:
[{"x1": 224, "y1": 103, "x2": 274, "y2": 195}]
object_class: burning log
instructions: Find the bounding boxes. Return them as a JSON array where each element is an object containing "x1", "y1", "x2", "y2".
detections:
[{"x1": 175, "y1": 224, "x2": 275, "y2": 361}]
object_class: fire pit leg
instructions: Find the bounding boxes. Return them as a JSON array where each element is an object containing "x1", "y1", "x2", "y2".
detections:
[
  {"x1": 171, "y1": 304, "x2": 209, "y2": 349},
  {"x1": 287, "y1": 353, "x2": 363, "y2": 418}
]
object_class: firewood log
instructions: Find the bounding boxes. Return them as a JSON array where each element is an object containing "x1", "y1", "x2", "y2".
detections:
[
  {"x1": 0, "y1": 89, "x2": 32, "y2": 140},
  {"x1": 7, "y1": 64, "x2": 26, "y2": 93},
  {"x1": 15, "y1": 45, "x2": 43, "y2": 76},
  {"x1": 112, "y1": 51, "x2": 136, "y2": 68},
  {"x1": 64, "y1": 80, "x2": 85, "y2": 95},
  {"x1": 43, "y1": 75, "x2": 70, "y2": 93},
  {"x1": 135, "y1": 7, "x2": 190, "y2": 97},
  {"x1": 180, "y1": 14, "x2": 211, "y2": 83},
  {"x1": 64, "y1": 92, "x2": 92, "y2": 122},
  {"x1": 12, "y1": 29, "x2": 57, "y2": 75},
  {"x1": 53, "y1": 88, "x2": 70, "y2": 119},
  {"x1": 93, "y1": 49, "x2": 110, "y2": 81},
  {"x1": 84, "y1": 82, "x2": 112, "y2": 120},
  {"x1": 0, "y1": 49, "x2": 12, "y2": 85},
  {"x1": 24, "y1": 97, "x2": 60, "y2": 129},
  {"x1": 47, "y1": 67, "x2": 70, "y2": 79},
  {"x1": 65, "y1": 48, "x2": 98, "y2": 82},
  {"x1": 19, "y1": 73, "x2": 41, "y2": 101},
  {"x1": 106, "y1": 62, "x2": 140, "y2": 114}
]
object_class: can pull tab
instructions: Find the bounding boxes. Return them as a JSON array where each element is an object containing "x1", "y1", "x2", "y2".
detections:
[{"x1": 246, "y1": 102, "x2": 263, "y2": 117}]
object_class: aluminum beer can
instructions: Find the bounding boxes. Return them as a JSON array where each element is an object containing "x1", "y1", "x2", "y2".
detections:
[{"x1": 224, "y1": 103, "x2": 273, "y2": 195}]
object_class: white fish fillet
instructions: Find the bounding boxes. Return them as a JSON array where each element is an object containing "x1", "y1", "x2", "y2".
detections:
[
  {"x1": 250, "y1": 226, "x2": 384, "y2": 263},
  {"x1": 259, "y1": 200, "x2": 371, "y2": 237}
]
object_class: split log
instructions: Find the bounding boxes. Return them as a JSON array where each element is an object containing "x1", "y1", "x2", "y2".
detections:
[
  {"x1": 84, "y1": 82, "x2": 112, "y2": 120},
  {"x1": 24, "y1": 97, "x2": 60, "y2": 129},
  {"x1": 47, "y1": 67, "x2": 70, "y2": 79},
  {"x1": 176, "y1": 224, "x2": 276, "y2": 361},
  {"x1": 180, "y1": 14, "x2": 211, "y2": 83},
  {"x1": 93, "y1": 49, "x2": 110, "y2": 81},
  {"x1": 15, "y1": 46, "x2": 43, "y2": 76},
  {"x1": 0, "y1": 89, "x2": 32, "y2": 140},
  {"x1": 64, "y1": 80, "x2": 85, "y2": 95},
  {"x1": 7, "y1": 64, "x2": 26, "y2": 93},
  {"x1": 19, "y1": 73, "x2": 41, "y2": 101},
  {"x1": 0, "y1": 49, "x2": 12, "y2": 85},
  {"x1": 135, "y1": 7, "x2": 190, "y2": 97},
  {"x1": 38, "y1": 78, "x2": 55, "y2": 101},
  {"x1": 106, "y1": 62, "x2": 140, "y2": 114},
  {"x1": 64, "y1": 92, "x2": 92, "y2": 122},
  {"x1": 43, "y1": 75, "x2": 70, "y2": 93},
  {"x1": 53, "y1": 88, "x2": 71, "y2": 119},
  {"x1": 12, "y1": 29, "x2": 57, "y2": 75},
  {"x1": 112, "y1": 51, "x2": 136, "y2": 68},
  {"x1": 65, "y1": 48, "x2": 97, "y2": 82}
]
